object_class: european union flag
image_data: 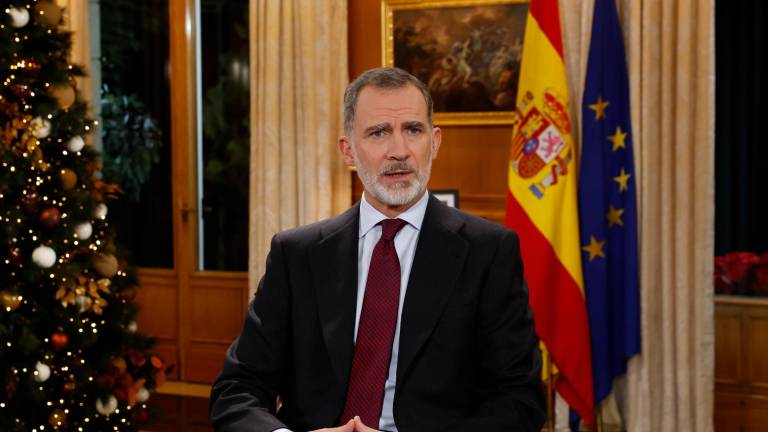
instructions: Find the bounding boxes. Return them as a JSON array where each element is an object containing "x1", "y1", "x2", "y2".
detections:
[{"x1": 578, "y1": 0, "x2": 641, "y2": 406}]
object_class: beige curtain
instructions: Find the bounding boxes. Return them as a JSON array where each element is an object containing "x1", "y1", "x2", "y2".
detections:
[
  {"x1": 248, "y1": 0, "x2": 351, "y2": 297},
  {"x1": 560, "y1": 1, "x2": 715, "y2": 431},
  {"x1": 55, "y1": 0, "x2": 94, "y2": 107}
]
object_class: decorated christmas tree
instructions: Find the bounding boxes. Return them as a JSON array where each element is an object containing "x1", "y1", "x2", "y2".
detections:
[{"x1": 0, "y1": 1, "x2": 166, "y2": 430}]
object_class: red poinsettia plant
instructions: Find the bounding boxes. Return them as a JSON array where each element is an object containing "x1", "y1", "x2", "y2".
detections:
[{"x1": 714, "y1": 251, "x2": 768, "y2": 296}]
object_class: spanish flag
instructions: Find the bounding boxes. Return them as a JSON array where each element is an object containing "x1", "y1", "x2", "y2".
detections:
[{"x1": 504, "y1": 0, "x2": 595, "y2": 427}]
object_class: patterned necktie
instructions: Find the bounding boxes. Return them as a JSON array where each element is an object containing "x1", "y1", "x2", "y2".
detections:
[{"x1": 340, "y1": 218, "x2": 408, "y2": 427}]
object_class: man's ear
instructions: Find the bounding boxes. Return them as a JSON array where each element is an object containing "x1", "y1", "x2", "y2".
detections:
[
  {"x1": 338, "y1": 136, "x2": 355, "y2": 167},
  {"x1": 431, "y1": 126, "x2": 442, "y2": 160}
]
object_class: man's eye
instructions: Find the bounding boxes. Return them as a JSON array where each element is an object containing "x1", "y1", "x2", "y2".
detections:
[
  {"x1": 369, "y1": 129, "x2": 385, "y2": 137},
  {"x1": 407, "y1": 127, "x2": 423, "y2": 134}
]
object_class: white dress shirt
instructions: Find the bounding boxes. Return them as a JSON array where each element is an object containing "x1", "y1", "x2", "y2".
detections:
[{"x1": 275, "y1": 191, "x2": 428, "y2": 432}]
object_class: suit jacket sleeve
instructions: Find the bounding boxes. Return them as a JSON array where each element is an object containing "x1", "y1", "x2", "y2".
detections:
[
  {"x1": 209, "y1": 234, "x2": 291, "y2": 432},
  {"x1": 445, "y1": 229, "x2": 546, "y2": 432}
]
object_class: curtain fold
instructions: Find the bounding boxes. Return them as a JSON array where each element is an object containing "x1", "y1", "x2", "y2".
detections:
[
  {"x1": 248, "y1": 0, "x2": 350, "y2": 297},
  {"x1": 560, "y1": 1, "x2": 715, "y2": 430},
  {"x1": 56, "y1": 0, "x2": 94, "y2": 112}
]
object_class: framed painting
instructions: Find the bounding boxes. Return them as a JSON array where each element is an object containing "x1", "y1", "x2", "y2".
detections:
[
  {"x1": 431, "y1": 189, "x2": 459, "y2": 208},
  {"x1": 382, "y1": 0, "x2": 529, "y2": 125}
]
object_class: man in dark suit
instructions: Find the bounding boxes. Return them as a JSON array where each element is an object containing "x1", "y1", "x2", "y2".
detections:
[{"x1": 209, "y1": 67, "x2": 545, "y2": 432}]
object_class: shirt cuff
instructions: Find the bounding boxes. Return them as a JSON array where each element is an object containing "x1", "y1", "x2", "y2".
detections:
[{"x1": 272, "y1": 429, "x2": 293, "y2": 432}]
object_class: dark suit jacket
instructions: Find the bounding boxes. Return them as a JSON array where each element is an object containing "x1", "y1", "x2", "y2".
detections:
[{"x1": 209, "y1": 196, "x2": 545, "y2": 432}]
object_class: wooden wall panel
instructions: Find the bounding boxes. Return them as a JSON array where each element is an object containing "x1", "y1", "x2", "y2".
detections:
[
  {"x1": 136, "y1": 271, "x2": 179, "y2": 339},
  {"x1": 747, "y1": 315, "x2": 768, "y2": 388},
  {"x1": 184, "y1": 345, "x2": 230, "y2": 383},
  {"x1": 348, "y1": 0, "x2": 512, "y2": 225},
  {"x1": 715, "y1": 298, "x2": 768, "y2": 431},
  {"x1": 184, "y1": 274, "x2": 247, "y2": 383},
  {"x1": 189, "y1": 283, "x2": 246, "y2": 343},
  {"x1": 137, "y1": 269, "x2": 180, "y2": 380},
  {"x1": 714, "y1": 307, "x2": 742, "y2": 385}
]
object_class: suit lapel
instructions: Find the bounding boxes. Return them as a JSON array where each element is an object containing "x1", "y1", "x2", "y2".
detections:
[
  {"x1": 397, "y1": 196, "x2": 468, "y2": 383},
  {"x1": 309, "y1": 205, "x2": 359, "y2": 398}
]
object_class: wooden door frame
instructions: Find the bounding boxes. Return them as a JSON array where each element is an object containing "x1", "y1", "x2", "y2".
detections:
[{"x1": 136, "y1": 0, "x2": 249, "y2": 385}]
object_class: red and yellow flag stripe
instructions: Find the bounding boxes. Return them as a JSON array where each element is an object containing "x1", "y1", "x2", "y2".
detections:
[{"x1": 505, "y1": 0, "x2": 595, "y2": 426}]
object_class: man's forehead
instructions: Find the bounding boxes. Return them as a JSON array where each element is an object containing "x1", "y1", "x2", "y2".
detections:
[{"x1": 355, "y1": 85, "x2": 428, "y2": 122}]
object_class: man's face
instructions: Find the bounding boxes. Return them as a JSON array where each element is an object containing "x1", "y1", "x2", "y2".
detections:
[{"x1": 339, "y1": 84, "x2": 441, "y2": 213}]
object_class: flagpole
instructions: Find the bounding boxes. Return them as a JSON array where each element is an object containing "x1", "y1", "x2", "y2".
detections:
[
  {"x1": 546, "y1": 355, "x2": 555, "y2": 432},
  {"x1": 596, "y1": 406, "x2": 604, "y2": 432}
]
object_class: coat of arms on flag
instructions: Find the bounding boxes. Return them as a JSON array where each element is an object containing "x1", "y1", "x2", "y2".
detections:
[{"x1": 509, "y1": 89, "x2": 574, "y2": 199}]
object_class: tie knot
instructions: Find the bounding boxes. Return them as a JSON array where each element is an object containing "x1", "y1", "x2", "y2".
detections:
[{"x1": 380, "y1": 218, "x2": 407, "y2": 241}]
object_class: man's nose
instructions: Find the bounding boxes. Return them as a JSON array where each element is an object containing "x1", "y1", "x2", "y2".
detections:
[{"x1": 386, "y1": 130, "x2": 409, "y2": 160}]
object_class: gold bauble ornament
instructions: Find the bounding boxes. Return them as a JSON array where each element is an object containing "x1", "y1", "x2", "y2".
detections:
[
  {"x1": 48, "y1": 408, "x2": 66, "y2": 428},
  {"x1": 60, "y1": 168, "x2": 78, "y2": 190},
  {"x1": 49, "y1": 84, "x2": 76, "y2": 110},
  {"x1": 33, "y1": 1, "x2": 62, "y2": 27},
  {"x1": 1, "y1": 291, "x2": 22, "y2": 311},
  {"x1": 92, "y1": 253, "x2": 119, "y2": 277},
  {"x1": 112, "y1": 357, "x2": 127, "y2": 374},
  {"x1": 32, "y1": 146, "x2": 43, "y2": 162}
]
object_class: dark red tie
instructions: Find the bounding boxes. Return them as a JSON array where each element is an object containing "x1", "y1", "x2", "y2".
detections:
[{"x1": 340, "y1": 218, "x2": 408, "y2": 427}]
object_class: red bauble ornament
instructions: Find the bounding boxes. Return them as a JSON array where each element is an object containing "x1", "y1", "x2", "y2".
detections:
[
  {"x1": 94, "y1": 373, "x2": 116, "y2": 389},
  {"x1": 132, "y1": 408, "x2": 150, "y2": 425},
  {"x1": 39, "y1": 207, "x2": 62, "y2": 229},
  {"x1": 5, "y1": 376, "x2": 18, "y2": 400},
  {"x1": 9, "y1": 84, "x2": 30, "y2": 99},
  {"x1": 117, "y1": 286, "x2": 137, "y2": 302},
  {"x1": 114, "y1": 386, "x2": 128, "y2": 402},
  {"x1": 51, "y1": 332, "x2": 69, "y2": 350}
]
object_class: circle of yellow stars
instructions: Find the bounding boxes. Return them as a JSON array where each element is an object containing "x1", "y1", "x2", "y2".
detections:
[{"x1": 582, "y1": 95, "x2": 634, "y2": 262}]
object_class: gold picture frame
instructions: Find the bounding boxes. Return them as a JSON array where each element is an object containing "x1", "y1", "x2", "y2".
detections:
[{"x1": 382, "y1": 0, "x2": 529, "y2": 126}]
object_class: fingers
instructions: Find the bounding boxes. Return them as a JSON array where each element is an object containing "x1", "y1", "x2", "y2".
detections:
[
  {"x1": 310, "y1": 419, "x2": 355, "y2": 432},
  {"x1": 353, "y1": 416, "x2": 379, "y2": 432},
  {"x1": 341, "y1": 418, "x2": 356, "y2": 432}
]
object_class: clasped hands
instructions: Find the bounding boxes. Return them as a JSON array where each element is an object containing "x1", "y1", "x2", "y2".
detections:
[{"x1": 311, "y1": 416, "x2": 380, "y2": 432}]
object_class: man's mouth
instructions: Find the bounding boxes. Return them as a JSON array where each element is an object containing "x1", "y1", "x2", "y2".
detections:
[{"x1": 382, "y1": 170, "x2": 412, "y2": 180}]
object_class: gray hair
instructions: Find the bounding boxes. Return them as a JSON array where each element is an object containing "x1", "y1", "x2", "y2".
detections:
[{"x1": 343, "y1": 67, "x2": 434, "y2": 135}]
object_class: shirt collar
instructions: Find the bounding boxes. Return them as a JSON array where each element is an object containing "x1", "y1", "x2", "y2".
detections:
[{"x1": 359, "y1": 191, "x2": 429, "y2": 238}]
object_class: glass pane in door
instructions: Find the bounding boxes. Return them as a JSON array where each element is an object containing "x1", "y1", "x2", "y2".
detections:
[
  {"x1": 95, "y1": 0, "x2": 173, "y2": 268},
  {"x1": 198, "y1": 0, "x2": 250, "y2": 271}
]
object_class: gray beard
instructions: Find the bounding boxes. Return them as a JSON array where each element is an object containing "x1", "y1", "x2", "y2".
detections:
[{"x1": 353, "y1": 150, "x2": 432, "y2": 207}]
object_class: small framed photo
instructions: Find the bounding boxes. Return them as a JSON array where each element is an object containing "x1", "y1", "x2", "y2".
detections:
[
  {"x1": 431, "y1": 189, "x2": 459, "y2": 208},
  {"x1": 382, "y1": 0, "x2": 529, "y2": 125}
]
